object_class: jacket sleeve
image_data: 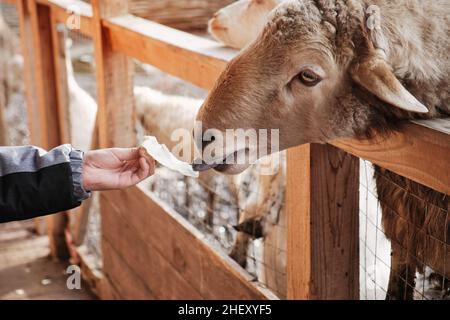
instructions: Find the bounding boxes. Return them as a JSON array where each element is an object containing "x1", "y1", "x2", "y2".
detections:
[{"x1": 0, "y1": 144, "x2": 91, "y2": 223}]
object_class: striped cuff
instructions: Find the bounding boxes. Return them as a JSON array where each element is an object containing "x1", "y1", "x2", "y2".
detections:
[{"x1": 69, "y1": 149, "x2": 91, "y2": 202}]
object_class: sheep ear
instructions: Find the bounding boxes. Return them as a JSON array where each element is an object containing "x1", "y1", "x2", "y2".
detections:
[{"x1": 351, "y1": 56, "x2": 429, "y2": 113}]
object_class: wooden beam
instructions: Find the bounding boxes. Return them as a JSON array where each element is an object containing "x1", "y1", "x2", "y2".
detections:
[
  {"x1": 49, "y1": 22, "x2": 70, "y2": 143},
  {"x1": 102, "y1": 239, "x2": 156, "y2": 300},
  {"x1": 103, "y1": 15, "x2": 234, "y2": 90},
  {"x1": 91, "y1": 0, "x2": 135, "y2": 148},
  {"x1": 287, "y1": 144, "x2": 359, "y2": 299},
  {"x1": 101, "y1": 186, "x2": 277, "y2": 300},
  {"x1": 25, "y1": 0, "x2": 60, "y2": 148},
  {"x1": 36, "y1": 0, "x2": 93, "y2": 37},
  {"x1": 20, "y1": 0, "x2": 69, "y2": 260},
  {"x1": 17, "y1": 0, "x2": 41, "y2": 146},
  {"x1": 76, "y1": 244, "x2": 104, "y2": 297},
  {"x1": 102, "y1": 198, "x2": 202, "y2": 299},
  {"x1": 331, "y1": 123, "x2": 450, "y2": 195}
]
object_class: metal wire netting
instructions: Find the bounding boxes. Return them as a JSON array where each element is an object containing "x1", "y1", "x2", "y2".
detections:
[{"x1": 360, "y1": 160, "x2": 449, "y2": 300}]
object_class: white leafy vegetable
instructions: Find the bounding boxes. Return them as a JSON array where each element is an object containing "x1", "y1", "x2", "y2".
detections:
[{"x1": 140, "y1": 136, "x2": 199, "y2": 178}]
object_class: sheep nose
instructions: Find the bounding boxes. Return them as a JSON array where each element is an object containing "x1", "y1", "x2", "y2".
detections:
[
  {"x1": 193, "y1": 128, "x2": 216, "y2": 151},
  {"x1": 201, "y1": 139, "x2": 213, "y2": 150},
  {"x1": 198, "y1": 136, "x2": 216, "y2": 151}
]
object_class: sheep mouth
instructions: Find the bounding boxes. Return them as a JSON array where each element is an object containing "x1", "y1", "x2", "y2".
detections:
[{"x1": 192, "y1": 149, "x2": 251, "y2": 174}]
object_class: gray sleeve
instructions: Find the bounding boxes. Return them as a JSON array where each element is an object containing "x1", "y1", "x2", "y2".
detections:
[
  {"x1": 69, "y1": 148, "x2": 91, "y2": 201},
  {"x1": 0, "y1": 144, "x2": 72, "y2": 176},
  {"x1": 0, "y1": 144, "x2": 91, "y2": 202},
  {"x1": 0, "y1": 144, "x2": 92, "y2": 222}
]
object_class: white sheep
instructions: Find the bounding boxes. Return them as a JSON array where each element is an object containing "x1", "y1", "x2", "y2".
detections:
[{"x1": 209, "y1": 0, "x2": 283, "y2": 49}]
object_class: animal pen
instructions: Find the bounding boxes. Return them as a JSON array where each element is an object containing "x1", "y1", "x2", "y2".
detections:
[{"x1": 0, "y1": 0, "x2": 449, "y2": 300}]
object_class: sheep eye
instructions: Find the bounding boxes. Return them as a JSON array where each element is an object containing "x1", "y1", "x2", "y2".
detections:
[{"x1": 298, "y1": 70, "x2": 321, "y2": 86}]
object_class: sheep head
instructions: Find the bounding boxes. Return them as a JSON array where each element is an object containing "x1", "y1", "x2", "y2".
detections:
[
  {"x1": 208, "y1": 0, "x2": 284, "y2": 49},
  {"x1": 196, "y1": 0, "x2": 428, "y2": 175}
]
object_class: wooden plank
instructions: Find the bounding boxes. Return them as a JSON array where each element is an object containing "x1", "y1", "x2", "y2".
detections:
[
  {"x1": 103, "y1": 15, "x2": 234, "y2": 90},
  {"x1": 331, "y1": 122, "x2": 450, "y2": 195},
  {"x1": 0, "y1": 79, "x2": 7, "y2": 146},
  {"x1": 0, "y1": 104, "x2": 6, "y2": 146},
  {"x1": 49, "y1": 22, "x2": 70, "y2": 143},
  {"x1": 72, "y1": 121, "x2": 100, "y2": 246},
  {"x1": 102, "y1": 239, "x2": 156, "y2": 300},
  {"x1": 101, "y1": 186, "x2": 276, "y2": 300},
  {"x1": 75, "y1": 244, "x2": 103, "y2": 297},
  {"x1": 22, "y1": 0, "x2": 69, "y2": 260},
  {"x1": 26, "y1": 0, "x2": 60, "y2": 148},
  {"x1": 91, "y1": 0, "x2": 135, "y2": 148},
  {"x1": 36, "y1": 0, "x2": 93, "y2": 37},
  {"x1": 287, "y1": 144, "x2": 359, "y2": 299},
  {"x1": 101, "y1": 198, "x2": 203, "y2": 299},
  {"x1": 17, "y1": 0, "x2": 41, "y2": 145},
  {"x1": 98, "y1": 275, "x2": 122, "y2": 300}
]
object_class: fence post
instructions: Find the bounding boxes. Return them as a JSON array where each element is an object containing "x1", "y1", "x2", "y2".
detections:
[
  {"x1": 91, "y1": 0, "x2": 135, "y2": 297},
  {"x1": 18, "y1": 0, "x2": 69, "y2": 259},
  {"x1": 91, "y1": 0, "x2": 135, "y2": 149},
  {"x1": 286, "y1": 143, "x2": 360, "y2": 299},
  {"x1": 50, "y1": 22, "x2": 71, "y2": 144}
]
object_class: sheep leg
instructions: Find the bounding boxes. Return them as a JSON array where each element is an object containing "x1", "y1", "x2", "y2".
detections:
[{"x1": 386, "y1": 243, "x2": 416, "y2": 300}]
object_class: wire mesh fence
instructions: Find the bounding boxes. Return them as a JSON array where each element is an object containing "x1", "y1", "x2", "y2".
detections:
[
  {"x1": 360, "y1": 160, "x2": 450, "y2": 300},
  {"x1": 144, "y1": 156, "x2": 287, "y2": 298}
]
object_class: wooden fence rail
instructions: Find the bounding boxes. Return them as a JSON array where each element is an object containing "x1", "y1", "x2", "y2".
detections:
[{"x1": 2, "y1": 0, "x2": 449, "y2": 300}]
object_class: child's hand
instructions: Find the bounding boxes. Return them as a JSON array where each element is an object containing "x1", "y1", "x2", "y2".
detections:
[{"x1": 82, "y1": 147, "x2": 155, "y2": 191}]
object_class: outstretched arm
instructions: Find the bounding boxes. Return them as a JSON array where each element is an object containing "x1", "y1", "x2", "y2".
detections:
[{"x1": 0, "y1": 145, "x2": 154, "y2": 223}]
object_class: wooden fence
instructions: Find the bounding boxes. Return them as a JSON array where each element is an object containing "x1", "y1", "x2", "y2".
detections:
[{"x1": 2, "y1": 0, "x2": 449, "y2": 299}]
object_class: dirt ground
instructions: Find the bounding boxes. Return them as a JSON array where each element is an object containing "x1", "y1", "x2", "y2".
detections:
[{"x1": 0, "y1": 220, "x2": 95, "y2": 300}]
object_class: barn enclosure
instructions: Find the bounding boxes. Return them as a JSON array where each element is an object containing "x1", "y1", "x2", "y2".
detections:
[{"x1": 0, "y1": 0, "x2": 449, "y2": 300}]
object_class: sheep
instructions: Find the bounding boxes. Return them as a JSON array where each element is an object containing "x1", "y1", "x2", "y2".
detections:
[
  {"x1": 198, "y1": 0, "x2": 450, "y2": 299},
  {"x1": 209, "y1": 0, "x2": 283, "y2": 49}
]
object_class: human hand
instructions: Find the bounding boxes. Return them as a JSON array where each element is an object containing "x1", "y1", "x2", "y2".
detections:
[{"x1": 82, "y1": 147, "x2": 155, "y2": 191}]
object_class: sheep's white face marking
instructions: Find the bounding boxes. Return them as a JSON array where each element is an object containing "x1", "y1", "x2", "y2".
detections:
[
  {"x1": 208, "y1": 0, "x2": 283, "y2": 49},
  {"x1": 198, "y1": 0, "x2": 429, "y2": 174}
]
